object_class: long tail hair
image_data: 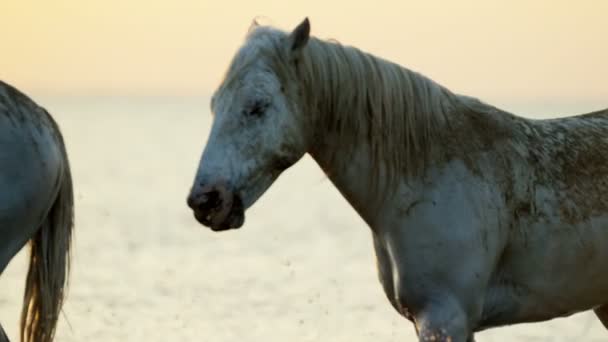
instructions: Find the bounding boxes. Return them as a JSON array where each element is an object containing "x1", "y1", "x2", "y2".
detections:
[{"x1": 20, "y1": 119, "x2": 74, "y2": 342}]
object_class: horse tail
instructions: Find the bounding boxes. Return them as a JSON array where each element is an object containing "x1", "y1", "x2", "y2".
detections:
[{"x1": 20, "y1": 122, "x2": 74, "y2": 342}]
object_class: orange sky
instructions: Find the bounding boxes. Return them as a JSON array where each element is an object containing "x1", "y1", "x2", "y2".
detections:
[{"x1": 0, "y1": 0, "x2": 606, "y2": 105}]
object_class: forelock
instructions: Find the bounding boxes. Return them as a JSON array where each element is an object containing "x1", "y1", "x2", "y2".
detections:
[{"x1": 219, "y1": 27, "x2": 290, "y2": 92}]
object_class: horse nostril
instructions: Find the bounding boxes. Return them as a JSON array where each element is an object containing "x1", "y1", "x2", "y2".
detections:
[
  {"x1": 187, "y1": 190, "x2": 216, "y2": 211},
  {"x1": 198, "y1": 189, "x2": 221, "y2": 211}
]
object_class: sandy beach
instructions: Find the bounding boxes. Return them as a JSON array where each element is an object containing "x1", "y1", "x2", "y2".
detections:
[{"x1": 0, "y1": 96, "x2": 605, "y2": 341}]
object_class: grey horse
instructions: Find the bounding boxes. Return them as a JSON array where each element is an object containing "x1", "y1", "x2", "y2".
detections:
[
  {"x1": 187, "y1": 18, "x2": 608, "y2": 341},
  {"x1": 0, "y1": 81, "x2": 73, "y2": 342}
]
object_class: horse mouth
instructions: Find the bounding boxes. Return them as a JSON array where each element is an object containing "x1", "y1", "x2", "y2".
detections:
[{"x1": 193, "y1": 195, "x2": 245, "y2": 231}]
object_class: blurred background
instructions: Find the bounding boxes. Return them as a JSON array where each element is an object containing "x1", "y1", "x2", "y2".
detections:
[{"x1": 0, "y1": 0, "x2": 606, "y2": 341}]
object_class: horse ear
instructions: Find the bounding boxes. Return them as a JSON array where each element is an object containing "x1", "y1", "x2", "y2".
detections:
[
  {"x1": 248, "y1": 18, "x2": 260, "y2": 34},
  {"x1": 288, "y1": 17, "x2": 310, "y2": 52}
]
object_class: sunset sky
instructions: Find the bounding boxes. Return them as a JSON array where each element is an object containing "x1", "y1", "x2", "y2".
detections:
[{"x1": 0, "y1": 0, "x2": 606, "y2": 106}]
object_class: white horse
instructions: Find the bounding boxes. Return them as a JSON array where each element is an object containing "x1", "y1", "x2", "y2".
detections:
[
  {"x1": 187, "y1": 18, "x2": 608, "y2": 341},
  {"x1": 0, "y1": 81, "x2": 74, "y2": 342}
]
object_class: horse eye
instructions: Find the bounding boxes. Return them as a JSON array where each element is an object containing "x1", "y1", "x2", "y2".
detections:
[{"x1": 246, "y1": 101, "x2": 268, "y2": 117}]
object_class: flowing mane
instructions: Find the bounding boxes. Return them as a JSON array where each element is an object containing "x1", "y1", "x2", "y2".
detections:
[
  {"x1": 238, "y1": 26, "x2": 506, "y2": 187},
  {"x1": 299, "y1": 35, "x2": 460, "y2": 176}
]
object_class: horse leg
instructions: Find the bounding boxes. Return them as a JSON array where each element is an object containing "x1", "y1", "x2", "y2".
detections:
[
  {"x1": 0, "y1": 178, "x2": 55, "y2": 342},
  {"x1": 594, "y1": 305, "x2": 608, "y2": 329},
  {"x1": 378, "y1": 208, "x2": 501, "y2": 341},
  {"x1": 0, "y1": 323, "x2": 9, "y2": 342},
  {"x1": 0, "y1": 198, "x2": 45, "y2": 276},
  {"x1": 372, "y1": 232, "x2": 423, "y2": 341},
  {"x1": 0, "y1": 172, "x2": 59, "y2": 274},
  {"x1": 380, "y1": 241, "x2": 479, "y2": 342}
]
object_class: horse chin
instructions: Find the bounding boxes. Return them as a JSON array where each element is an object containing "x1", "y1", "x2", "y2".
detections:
[{"x1": 216, "y1": 209, "x2": 245, "y2": 231}]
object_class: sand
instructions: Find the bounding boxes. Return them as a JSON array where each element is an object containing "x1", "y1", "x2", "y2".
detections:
[{"x1": 0, "y1": 96, "x2": 605, "y2": 341}]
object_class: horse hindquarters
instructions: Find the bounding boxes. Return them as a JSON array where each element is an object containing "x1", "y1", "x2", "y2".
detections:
[
  {"x1": 20, "y1": 129, "x2": 73, "y2": 342},
  {"x1": 0, "y1": 158, "x2": 67, "y2": 342}
]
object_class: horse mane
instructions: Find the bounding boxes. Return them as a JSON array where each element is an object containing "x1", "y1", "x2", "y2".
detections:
[
  {"x1": 240, "y1": 26, "x2": 500, "y2": 188},
  {"x1": 301, "y1": 37, "x2": 462, "y2": 178}
]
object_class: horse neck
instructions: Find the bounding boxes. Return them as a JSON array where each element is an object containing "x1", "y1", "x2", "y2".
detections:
[
  {"x1": 303, "y1": 67, "x2": 521, "y2": 228},
  {"x1": 299, "y1": 42, "x2": 454, "y2": 226},
  {"x1": 308, "y1": 133, "x2": 393, "y2": 228}
]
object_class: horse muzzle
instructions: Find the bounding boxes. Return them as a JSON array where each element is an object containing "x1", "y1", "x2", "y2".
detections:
[{"x1": 187, "y1": 180, "x2": 245, "y2": 231}]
